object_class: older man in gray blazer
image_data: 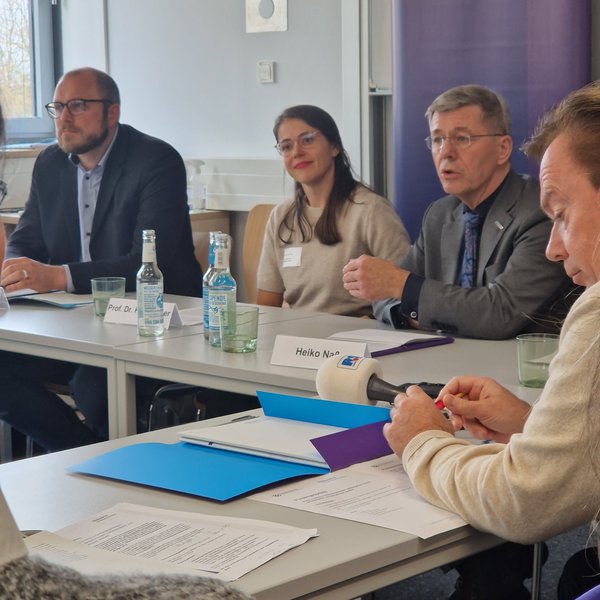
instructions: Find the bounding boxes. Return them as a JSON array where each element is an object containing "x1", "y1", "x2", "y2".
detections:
[{"x1": 342, "y1": 84, "x2": 573, "y2": 340}]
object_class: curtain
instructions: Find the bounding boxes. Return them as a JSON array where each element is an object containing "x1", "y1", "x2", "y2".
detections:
[{"x1": 391, "y1": 0, "x2": 591, "y2": 240}]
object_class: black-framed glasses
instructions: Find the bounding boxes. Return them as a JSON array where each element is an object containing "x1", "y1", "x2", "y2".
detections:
[
  {"x1": 275, "y1": 131, "x2": 320, "y2": 156},
  {"x1": 425, "y1": 133, "x2": 506, "y2": 152},
  {"x1": 44, "y1": 98, "x2": 113, "y2": 119},
  {"x1": 0, "y1": 180, "x2": 7, "y2": 205}
]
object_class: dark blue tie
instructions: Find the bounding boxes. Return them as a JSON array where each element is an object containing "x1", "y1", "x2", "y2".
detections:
[{"x1": 459, "y1": 211, "x2": 481, "y2": 288}]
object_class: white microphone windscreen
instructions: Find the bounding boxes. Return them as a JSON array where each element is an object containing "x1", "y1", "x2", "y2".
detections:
[{"x1": 316, "y1": 355, "x2": 383, "y2": 404}]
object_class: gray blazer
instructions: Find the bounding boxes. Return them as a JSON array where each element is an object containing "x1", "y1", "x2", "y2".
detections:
[{"x1": 374, "y1": 171, "x2": 574, "y2": 339}]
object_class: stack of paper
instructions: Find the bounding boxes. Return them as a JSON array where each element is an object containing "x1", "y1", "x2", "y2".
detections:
[{"x1": 26, "y1": 503, "x2": 318, "y2": 581}]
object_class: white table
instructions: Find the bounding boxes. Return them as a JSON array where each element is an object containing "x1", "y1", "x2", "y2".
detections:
[
  {"x1": 0, "y1": 412, "x2": 501, "y2": 600},
  {"x1": 0, "y1": 299, "x2": 537, "y2": 438},
  {"x1": 0, "y1": 296, "x2": 207, "y2": 438},
  {"x1": 114, "y1": 311, "x2": 535, "y2": 435},
  {"x1": 0, "y1": 300, "x2": 368, "y2": 437}
]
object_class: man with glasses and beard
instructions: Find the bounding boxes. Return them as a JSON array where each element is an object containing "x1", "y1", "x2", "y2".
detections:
[{"x1": 0, "y1": 67, "x2": 203, "y2": 451}]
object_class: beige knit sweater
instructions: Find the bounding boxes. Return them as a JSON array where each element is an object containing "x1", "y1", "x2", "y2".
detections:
[
  {"x1": 403, "y1": 281, "x2": 600, "y2": 544},
  {"x1": 257, "y1": 186, "x2": 410, "y2": 317}
]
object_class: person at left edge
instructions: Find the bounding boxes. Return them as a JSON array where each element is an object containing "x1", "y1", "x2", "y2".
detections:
[{"x1": 0, "y1": 67, "x2": 203, "y2": 451}]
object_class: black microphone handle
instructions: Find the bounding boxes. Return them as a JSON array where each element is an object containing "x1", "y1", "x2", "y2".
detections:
[
  {"x1": 366, "y1": 375, "x2": 405, "y2": 403},
  {"x1": 367, "y1": 375, "x2": 444, "y2": 404}
]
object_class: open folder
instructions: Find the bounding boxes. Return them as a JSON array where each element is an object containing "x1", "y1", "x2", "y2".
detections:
[
  {"x1": 5, "y1": 290, "x2": 94, "y2": 308},
  {"x1": 69, "y1": 392, "x2": 391, "y2": 501},
  {"x1": 329, "y1": 328, "x2": 453, "y2": 357}
]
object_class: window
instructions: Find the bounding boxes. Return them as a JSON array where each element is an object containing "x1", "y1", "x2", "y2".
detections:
[{"x1": 1, "y1": 0, "x2": 57, "y2": 143}]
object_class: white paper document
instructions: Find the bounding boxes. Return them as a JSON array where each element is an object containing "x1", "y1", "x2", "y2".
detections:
[
  {"x1": 4, "y1": 287, "x2": 38, "y2": 299},
  {"x1": 26, "y1": 531, "x2": 196, "y2": 577},
  {"x1": 250, "y1": 455, "x2": 466, "y2": 539},
  {"x1": 26, "y1": 503, "x2": 318, "y2": 581}
]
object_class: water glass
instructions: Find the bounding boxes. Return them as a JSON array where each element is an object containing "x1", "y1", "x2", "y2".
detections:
[
  {"x1": 91, "y1": 277, "x2": 126, "y2": 317},
  {"x1": 220, "y1": 305, "x2": 259, "y2": 353},
  {"x1": 516, "y1": 333, "x2": 559, "y2": 388}
]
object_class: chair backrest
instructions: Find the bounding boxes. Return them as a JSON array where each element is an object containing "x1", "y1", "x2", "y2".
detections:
[
  {"x1": 192, "y1": 230, "x2": 210, "y2": 272},
  {"x1": 243, "y1": 204, "x2": 275, "y2": 304}
]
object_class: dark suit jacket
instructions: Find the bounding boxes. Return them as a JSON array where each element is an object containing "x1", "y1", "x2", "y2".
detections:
[
  {"x1": 7, "y1": 124, "x2": 203, "y2": 296},
  {"x1": 374, "y1": 171, "x2": 575, "y2": 339}
]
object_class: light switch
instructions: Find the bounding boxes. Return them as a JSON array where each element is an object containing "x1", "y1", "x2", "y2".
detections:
[{"x1": 257, "y1": 60, "x2": 275, "y2": 84}]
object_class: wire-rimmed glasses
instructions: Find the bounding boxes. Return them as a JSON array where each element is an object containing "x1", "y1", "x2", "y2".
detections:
[
  {"x1": 425, "y1": 133, "x2": 505, "y2": 152},
  {"x1": 275, "y1": 131, "x2": 320, "y2": 156}
]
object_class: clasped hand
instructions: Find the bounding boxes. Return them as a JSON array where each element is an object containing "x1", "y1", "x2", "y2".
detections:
[
  {"x1": 342, "y1": 255, "x2": 409, "y2": 301},
  {"x1": 1, "y1": 257, "x2": 66, "y2": 293},
  {"x1": 383, "y1": 376, "x2": 532, "y2": 458}
]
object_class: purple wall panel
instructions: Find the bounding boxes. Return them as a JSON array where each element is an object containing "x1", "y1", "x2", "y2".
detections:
[{"x1": 392, "y1": 0, "x2": 591, "y2": 239}]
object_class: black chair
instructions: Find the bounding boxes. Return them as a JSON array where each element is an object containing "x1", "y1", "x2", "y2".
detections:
[
  {"x1": 146, "y1": 384, "x2": 206, "y2": 431},
  {"x1": 138, "y1": 378, "x2": 259, "y2": 433}
]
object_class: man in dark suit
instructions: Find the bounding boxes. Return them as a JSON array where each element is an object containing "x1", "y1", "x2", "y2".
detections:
[
  {"x1": 0, "y1": 67, "x2": 203, "y2": 450},
  {"x1": 342, "y1": 84, "x2": 574, "y2": 340}
]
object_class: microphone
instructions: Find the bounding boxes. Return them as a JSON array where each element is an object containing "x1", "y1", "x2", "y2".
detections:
[{"x1": 315, "y1": 354, "x2": 445, "y2": 406}]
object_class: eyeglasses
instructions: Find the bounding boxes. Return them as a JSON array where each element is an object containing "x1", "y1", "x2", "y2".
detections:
[
  {"x1": 275, "y1": 131, "x2": 320, "y2": 156},
  {"x1": 425, "y1": 133, "x2": 505, "y2": 152},
  {"x1": 44, "y1": 98, "x2": 113, "y2": 119},
  {"x1": 0, "y1": 180, "x2": 7, "y2": 204}
]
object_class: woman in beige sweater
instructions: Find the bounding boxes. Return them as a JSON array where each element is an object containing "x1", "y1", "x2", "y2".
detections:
[
  {"x1": 257, "y1": 105, "x2": 410, "y2": 317},
  {"x1": 383, "y1": 82, "x2": 600, "y2": 599}
]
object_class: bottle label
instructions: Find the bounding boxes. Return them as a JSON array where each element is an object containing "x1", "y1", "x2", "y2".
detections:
[
  {"x1": 203, "y1": 284, "x2": 210, "y2": 331},
  {"x1": 208, "y1": 291, "x2": 234, "y2": 332},
  {"x1": 138, "y1": 283, "x2": 164, "y2": 324},
  {"x1": 214, "y1": 248, "x2": 229, "y2": 270},
  {"x1": 142, "y1": 241, "x2": 157, "y2": 263}
]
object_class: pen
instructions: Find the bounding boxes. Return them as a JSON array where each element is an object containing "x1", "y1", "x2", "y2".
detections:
[{"x1": 434, "y1": 391, "x2": 464, "y2": 410}]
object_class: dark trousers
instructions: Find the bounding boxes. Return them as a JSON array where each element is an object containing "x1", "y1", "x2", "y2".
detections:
[
  {"x1": 558, "y1": 548, "x2": 600, "y2": 600},
  {"x1": 0, "y1": 350, "x2": 261, "y2": 452},
  {"x1": 449, "y1": 541, "x2": 548, "y2": 600},
  {"x1": 0, "y1": 351, "x2": 103, "y2": 451}
]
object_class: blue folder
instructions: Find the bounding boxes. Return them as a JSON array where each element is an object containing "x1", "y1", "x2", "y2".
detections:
[{"x1": 69, "y1": 392, "x2": 391, "y2": 501}]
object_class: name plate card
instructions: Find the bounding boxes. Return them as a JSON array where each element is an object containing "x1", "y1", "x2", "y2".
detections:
[
  {"x1": 270, "y1": 335, "x2": 367, "y2": 370},
  {"x1": 103, "y1": 298, "x2": 183, "y2": 328}
]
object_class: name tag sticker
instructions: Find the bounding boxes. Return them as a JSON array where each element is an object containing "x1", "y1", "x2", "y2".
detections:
[
  {"x1": 271, "y1": 334, "x2": 368, "y2": 370},
  {"x1": 282, "y1": 247, "x2": 302, "y2": 268},
  {"x1": 103, "y1": 298, "x2": 182, "y2": 328}
]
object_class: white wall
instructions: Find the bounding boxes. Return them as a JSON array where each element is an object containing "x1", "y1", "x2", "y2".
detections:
[
  {"x1": 60, "y1": 0, "x2": 361, "y2": 168},
  {"x1": 60, "y1": 0, "x2": 108, "y2": 71}
]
